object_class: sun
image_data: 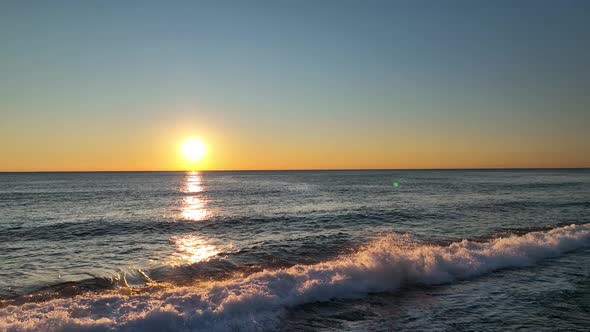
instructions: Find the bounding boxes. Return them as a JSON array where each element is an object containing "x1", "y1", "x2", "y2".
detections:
[{"x1": 181, "y1": 138, "x2": 206, "y2": 162}]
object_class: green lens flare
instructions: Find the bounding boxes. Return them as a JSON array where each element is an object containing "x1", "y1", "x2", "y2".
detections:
[{"x1": 393, "y1": 181, "x2": 399, "y2": 187}]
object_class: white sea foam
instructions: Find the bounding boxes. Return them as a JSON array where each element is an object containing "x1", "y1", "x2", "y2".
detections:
[{"x1": 1, "y1": 223, "x2": 589, "y2": 332}]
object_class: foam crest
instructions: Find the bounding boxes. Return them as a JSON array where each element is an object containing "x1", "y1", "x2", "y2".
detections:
[{"x1": 1, "y1": 224, "x2": 589, "y2": 332}]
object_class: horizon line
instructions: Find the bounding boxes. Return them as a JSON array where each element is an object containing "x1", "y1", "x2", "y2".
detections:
[{"x1": 1, "y1": 167, "x2": 589, "y2": 173}]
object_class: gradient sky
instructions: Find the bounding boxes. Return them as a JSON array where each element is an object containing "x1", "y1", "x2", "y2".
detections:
[{"x1": 1, "y1": 0, "x2": 589, "y2": 171}]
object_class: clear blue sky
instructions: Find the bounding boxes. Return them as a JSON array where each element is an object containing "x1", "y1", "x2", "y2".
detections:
[{"x1": 1, "y1": 1, "x2": 589, "y2": 170}]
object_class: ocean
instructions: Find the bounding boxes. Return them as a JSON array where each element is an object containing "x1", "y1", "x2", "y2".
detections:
[{"x1": 0, "y1": 169, "x2": 589, "y2": 331}]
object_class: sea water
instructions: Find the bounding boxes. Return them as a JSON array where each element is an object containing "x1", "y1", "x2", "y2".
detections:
[{"x1": 0, "y1": 170, "x2": 589, "y2": 331}]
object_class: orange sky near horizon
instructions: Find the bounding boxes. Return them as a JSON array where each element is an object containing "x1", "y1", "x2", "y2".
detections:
[{"x1": 1, "y1": 113, "x2": 588, "y2": 172}]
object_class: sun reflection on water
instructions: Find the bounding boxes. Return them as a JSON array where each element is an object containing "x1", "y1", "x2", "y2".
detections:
[
  {"x1": 167, "y1": 173, "x2": 219, "y2": 265},
  {"x1": 185, "y1": 171, "x2": 204, "y2": 193},
  {"x1": 181, "y1": 172, "x2": 209, "y2": 221},
  {"x1": 170, "y1": 235, "x2": 220, "y2": 265}
]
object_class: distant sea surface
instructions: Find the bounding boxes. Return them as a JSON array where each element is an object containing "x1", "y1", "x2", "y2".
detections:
[{"x1": 1, "y1": 170, "x2": 589, "y2": 331}]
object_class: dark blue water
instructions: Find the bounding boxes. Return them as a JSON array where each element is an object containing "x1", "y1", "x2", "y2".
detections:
[{"x1": 0, "y1": 170, "x2": 589, "y2": 331}]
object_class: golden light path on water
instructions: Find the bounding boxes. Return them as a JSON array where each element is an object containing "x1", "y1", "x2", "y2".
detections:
[
  {"x1": 170, "y1": 171, "x2": 219, "y2": 265},
  {"x1": 171, "y1": 234, "x2": 220, "y2": 265},
  {"x1": 181, "y1": 171, "x2": 209, "y2": 221}
]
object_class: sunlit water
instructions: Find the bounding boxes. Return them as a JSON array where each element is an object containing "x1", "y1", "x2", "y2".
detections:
[{"x1": 0, "y1": 170, "x2": 589, "y2": 331}]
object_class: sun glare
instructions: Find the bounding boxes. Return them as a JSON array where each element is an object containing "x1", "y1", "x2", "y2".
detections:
[{"x1": 182, "y1": 138, "x2": 206, "y2": 162}]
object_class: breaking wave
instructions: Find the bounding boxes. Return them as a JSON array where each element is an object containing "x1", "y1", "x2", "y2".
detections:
[{"x1": 1, "y1": 223, "x2": 589, "y2": 332}]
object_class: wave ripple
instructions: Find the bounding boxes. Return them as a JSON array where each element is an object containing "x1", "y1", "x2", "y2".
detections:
[{"x1": 1, "y1": 223, "x2": 589, "y2": 332}]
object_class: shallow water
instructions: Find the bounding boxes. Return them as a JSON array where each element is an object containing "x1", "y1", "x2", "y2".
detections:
[{"x1": 0, "y1": 170, "x2": 589, "y2": 331}]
